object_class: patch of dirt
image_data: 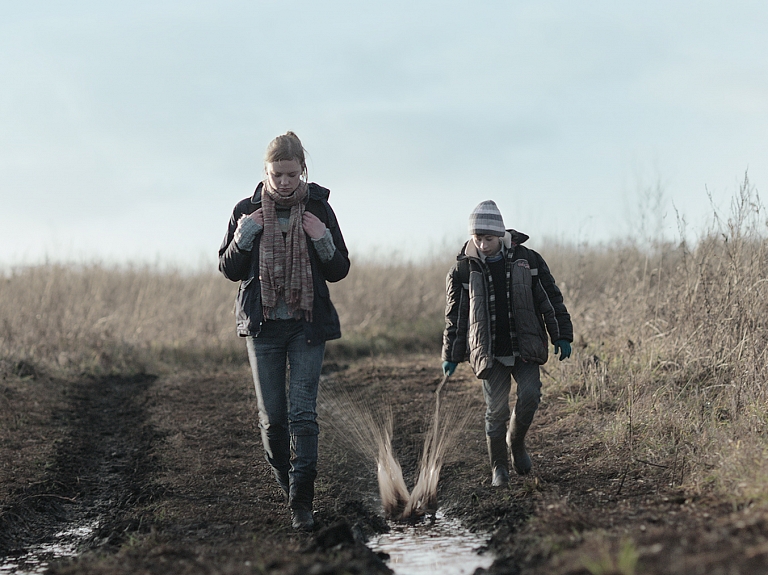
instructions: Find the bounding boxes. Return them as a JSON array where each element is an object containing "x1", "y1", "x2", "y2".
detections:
[
  {"x1": 0, "y1": 373, "x2": 159, "y2": 563},
  {"x1": 2, "y1": 354, "x2": 768, "y2": 574}
]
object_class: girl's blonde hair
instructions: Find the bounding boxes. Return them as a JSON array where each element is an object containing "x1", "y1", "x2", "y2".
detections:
[{"x1": 264, "y1": 131, "x2": 307, "y2": 179}]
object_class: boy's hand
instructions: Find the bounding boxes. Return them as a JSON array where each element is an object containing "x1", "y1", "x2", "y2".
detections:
[
  {"x1": 554, "y1": 340, "x2": 571, "y2": 361},
  {"x1": 442, "y1": 361, "x2": 458, "y2": 376}
]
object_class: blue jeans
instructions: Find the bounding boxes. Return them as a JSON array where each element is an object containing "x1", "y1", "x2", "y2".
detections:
[
  {"x1": 482, "y1": 359, "x2": 542, "y2": 438},
  {"x1": 246, "y1": 320, "x2": 325, "y2": 511}
]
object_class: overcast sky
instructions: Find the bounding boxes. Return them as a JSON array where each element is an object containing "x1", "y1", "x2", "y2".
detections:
[{"x1": 2, "y1": 1, "x2": 766, "y2": 268}]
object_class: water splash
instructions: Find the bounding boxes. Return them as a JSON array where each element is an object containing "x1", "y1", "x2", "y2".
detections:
[
  {"x1": 320, "y1": 376, "x2": 471, "y2": 519},
  {"x1": 375, "y1": 414, "x2": 410, "y2": 518}
]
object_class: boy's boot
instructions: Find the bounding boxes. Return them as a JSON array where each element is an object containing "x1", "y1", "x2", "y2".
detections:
[
  {"x1": 289, "y1": 434, "x2": 317, "y2": 531},
  {"x1": 506, "y1": 416, "x2": 532, "y2": 475},
  {"x1": 486, "y1": 436, "x2": 510, "y2": 487}
]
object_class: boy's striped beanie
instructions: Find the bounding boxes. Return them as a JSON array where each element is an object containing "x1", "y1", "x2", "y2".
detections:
[{"x1": 468, "y1": 200, "x2": 505, "y2": 237}]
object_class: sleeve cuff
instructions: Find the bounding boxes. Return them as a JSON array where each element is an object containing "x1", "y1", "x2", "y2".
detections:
[
  {"x1": 234, "y1": 214, "x2": 262, "y2": 250},
  {"x1": 312, "y1": 228, "x2": 336, "y2": 262}
]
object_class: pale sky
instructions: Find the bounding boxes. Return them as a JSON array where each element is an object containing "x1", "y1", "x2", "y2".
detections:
[{"x1": 2, "y1": 1, "x2": 766, "y2": 267}]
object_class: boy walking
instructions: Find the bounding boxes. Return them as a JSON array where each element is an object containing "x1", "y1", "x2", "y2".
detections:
[{"x1": 442, "y1": 200, "x2": 573, "y2": 486}]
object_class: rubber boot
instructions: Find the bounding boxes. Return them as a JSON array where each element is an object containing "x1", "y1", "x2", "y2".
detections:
[
  {"x1": 506, "y1": 416, "x2": 532, "y2": 475},
  {"x1": 486, "y1": 436, "x2": 510, "y2": 487},
  {"x1": 289, "y1": 434, "x2": 317, "y2": 530},
  {"x1": 291, "y1": 508, "x2": 314, "y2": 531}
]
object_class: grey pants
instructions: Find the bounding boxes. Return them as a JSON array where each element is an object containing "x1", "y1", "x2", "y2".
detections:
[{"x1": 482, "y1": 359, "x2": 542, "y2": 438}]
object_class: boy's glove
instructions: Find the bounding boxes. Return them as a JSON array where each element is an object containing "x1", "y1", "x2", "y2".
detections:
[
  {"x1": 442, "y1": 361, "x2": 458, "y2": 376},
  {"x1": 554, "y1": 340, "x2": 571, "y2": 361}
]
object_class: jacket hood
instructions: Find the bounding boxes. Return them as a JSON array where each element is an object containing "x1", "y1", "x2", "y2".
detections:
[
  {"x1": 459, "y1": 229, "x2": 529, "y2": 260},
  {"x1": 250, "y1": 182, "x2": 330, "y2": 206}
]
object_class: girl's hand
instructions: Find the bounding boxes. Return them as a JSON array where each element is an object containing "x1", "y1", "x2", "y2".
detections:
[
  {"x1": 249, "y1": 208, "x2": 264, "y2": 226},
  {"x1": 302, "y1": 211, "x2": 327, "y2": 240}
]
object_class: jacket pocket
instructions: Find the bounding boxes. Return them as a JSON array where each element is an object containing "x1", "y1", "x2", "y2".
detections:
[
  {"x1": 236, "y1": 277, "x2": 261, "y2": 333},
  {"x1": 315, "y1": 278, "x2": 330, "y2": 298}
]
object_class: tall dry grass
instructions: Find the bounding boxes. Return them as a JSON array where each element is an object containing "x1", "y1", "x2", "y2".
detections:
[
  {"x1": 1, "y1": 175, "x2": 767, "y2": 500},
  {"x1": 328, "y1": 255, "x2": 452, "y2": 354},
  {"x1": 543, "y1": 174, "x2": 768, "y2": 501},
  {"x1": 0, "y1": 255, "x2": 452, "y2": 376},
  {"x1": 0, "y1": 264, "x2": 241, "y2": 375}
]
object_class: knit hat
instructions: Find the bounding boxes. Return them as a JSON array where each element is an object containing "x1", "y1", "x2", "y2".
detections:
[{"x1": 468, "y1": 200, "x2": 505, "y2": 237}]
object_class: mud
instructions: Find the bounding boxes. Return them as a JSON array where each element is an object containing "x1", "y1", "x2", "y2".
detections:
[
  {"x1": 2, "y1": 354, "x2": 768, "y2": 574},
  {"x1": 0, "y1": 375, "x2": 159, "y2": 564}
]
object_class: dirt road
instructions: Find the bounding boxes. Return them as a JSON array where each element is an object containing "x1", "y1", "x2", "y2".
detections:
[{"x1": 2, "y1": 354, "x2": 768, "y2": 574}]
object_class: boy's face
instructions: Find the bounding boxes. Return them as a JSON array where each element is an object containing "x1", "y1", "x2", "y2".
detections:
[{"x1": 472, "y1": 234, "x2": 502, "y2": 258}]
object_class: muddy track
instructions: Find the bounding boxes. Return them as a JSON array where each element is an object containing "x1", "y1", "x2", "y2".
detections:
[
  {"x1": 0, "y1": 375, "x2": 160, "y2": 560},
  {"x1": 4, "y1": 355, "x2": 768, "y2": 574}
]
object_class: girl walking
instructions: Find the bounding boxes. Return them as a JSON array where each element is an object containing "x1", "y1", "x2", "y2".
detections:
[{"x1": 218, "y1": 132, "x2": 350, "y2": 530}]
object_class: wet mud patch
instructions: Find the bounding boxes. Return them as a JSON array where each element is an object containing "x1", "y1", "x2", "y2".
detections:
[
  {"x1": 5, "y1": 354, "x2": 768, "y2": 574},
  {"x1": 0, "y1": 374, "x2": 160, "y2": 566},
  {"x1": 36, "y1": 366, "x2": 397, "y2": 575}
]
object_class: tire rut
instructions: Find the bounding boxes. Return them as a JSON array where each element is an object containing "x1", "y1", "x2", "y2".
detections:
[{"x1": 0, "y1": 375, "x2": 160, "y2": 566}]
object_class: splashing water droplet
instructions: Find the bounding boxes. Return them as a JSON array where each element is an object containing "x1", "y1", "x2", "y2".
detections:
[{"x1": 320, "y1": 376, "x2": 472, "y2": 520}]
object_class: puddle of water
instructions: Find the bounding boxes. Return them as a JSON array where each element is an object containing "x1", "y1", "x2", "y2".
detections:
[
  {"x1": 0, "y1": 520, "x2": 97, "y2": 575},
  {"x1": 369, "y1": 512, "x2": 493, "y2": 575}
]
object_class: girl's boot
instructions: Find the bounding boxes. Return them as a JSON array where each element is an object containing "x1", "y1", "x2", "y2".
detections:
[{"x1": 289, "y1": 434, "x2": 317, "y2": 530}]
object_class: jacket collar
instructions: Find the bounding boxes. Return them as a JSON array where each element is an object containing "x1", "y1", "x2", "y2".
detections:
[{"x1": 461, "y1": 229, "x2": 527, "y2": 262}]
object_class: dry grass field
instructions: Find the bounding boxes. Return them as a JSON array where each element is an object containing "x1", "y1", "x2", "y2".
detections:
[{"x1": 2, "y1": 176, "x2": 768, "y2": 574}]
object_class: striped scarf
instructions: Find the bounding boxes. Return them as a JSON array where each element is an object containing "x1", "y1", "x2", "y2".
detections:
[
  {"x1": 259, "y1": 181, "x2": 314, "y2": 321},
  {"x1": 484, "y1": 247, "x2": 518, "y2": 354}
]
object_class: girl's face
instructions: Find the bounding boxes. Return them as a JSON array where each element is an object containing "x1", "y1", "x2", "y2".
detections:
[
  {"x1": 266, "y1": 159, "x2": 303, "y2": 196},
  {"x1": 472, "y1": 234, "x2": 502, "y2": 258}
]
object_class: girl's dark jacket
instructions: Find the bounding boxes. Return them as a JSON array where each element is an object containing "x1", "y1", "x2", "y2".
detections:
[
  {"x1": 442, "y1": 229, "x2": 572, "y2": 378},
  {"x1": 218, "y1": 182, "x2": 350, "y2": 345}
]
